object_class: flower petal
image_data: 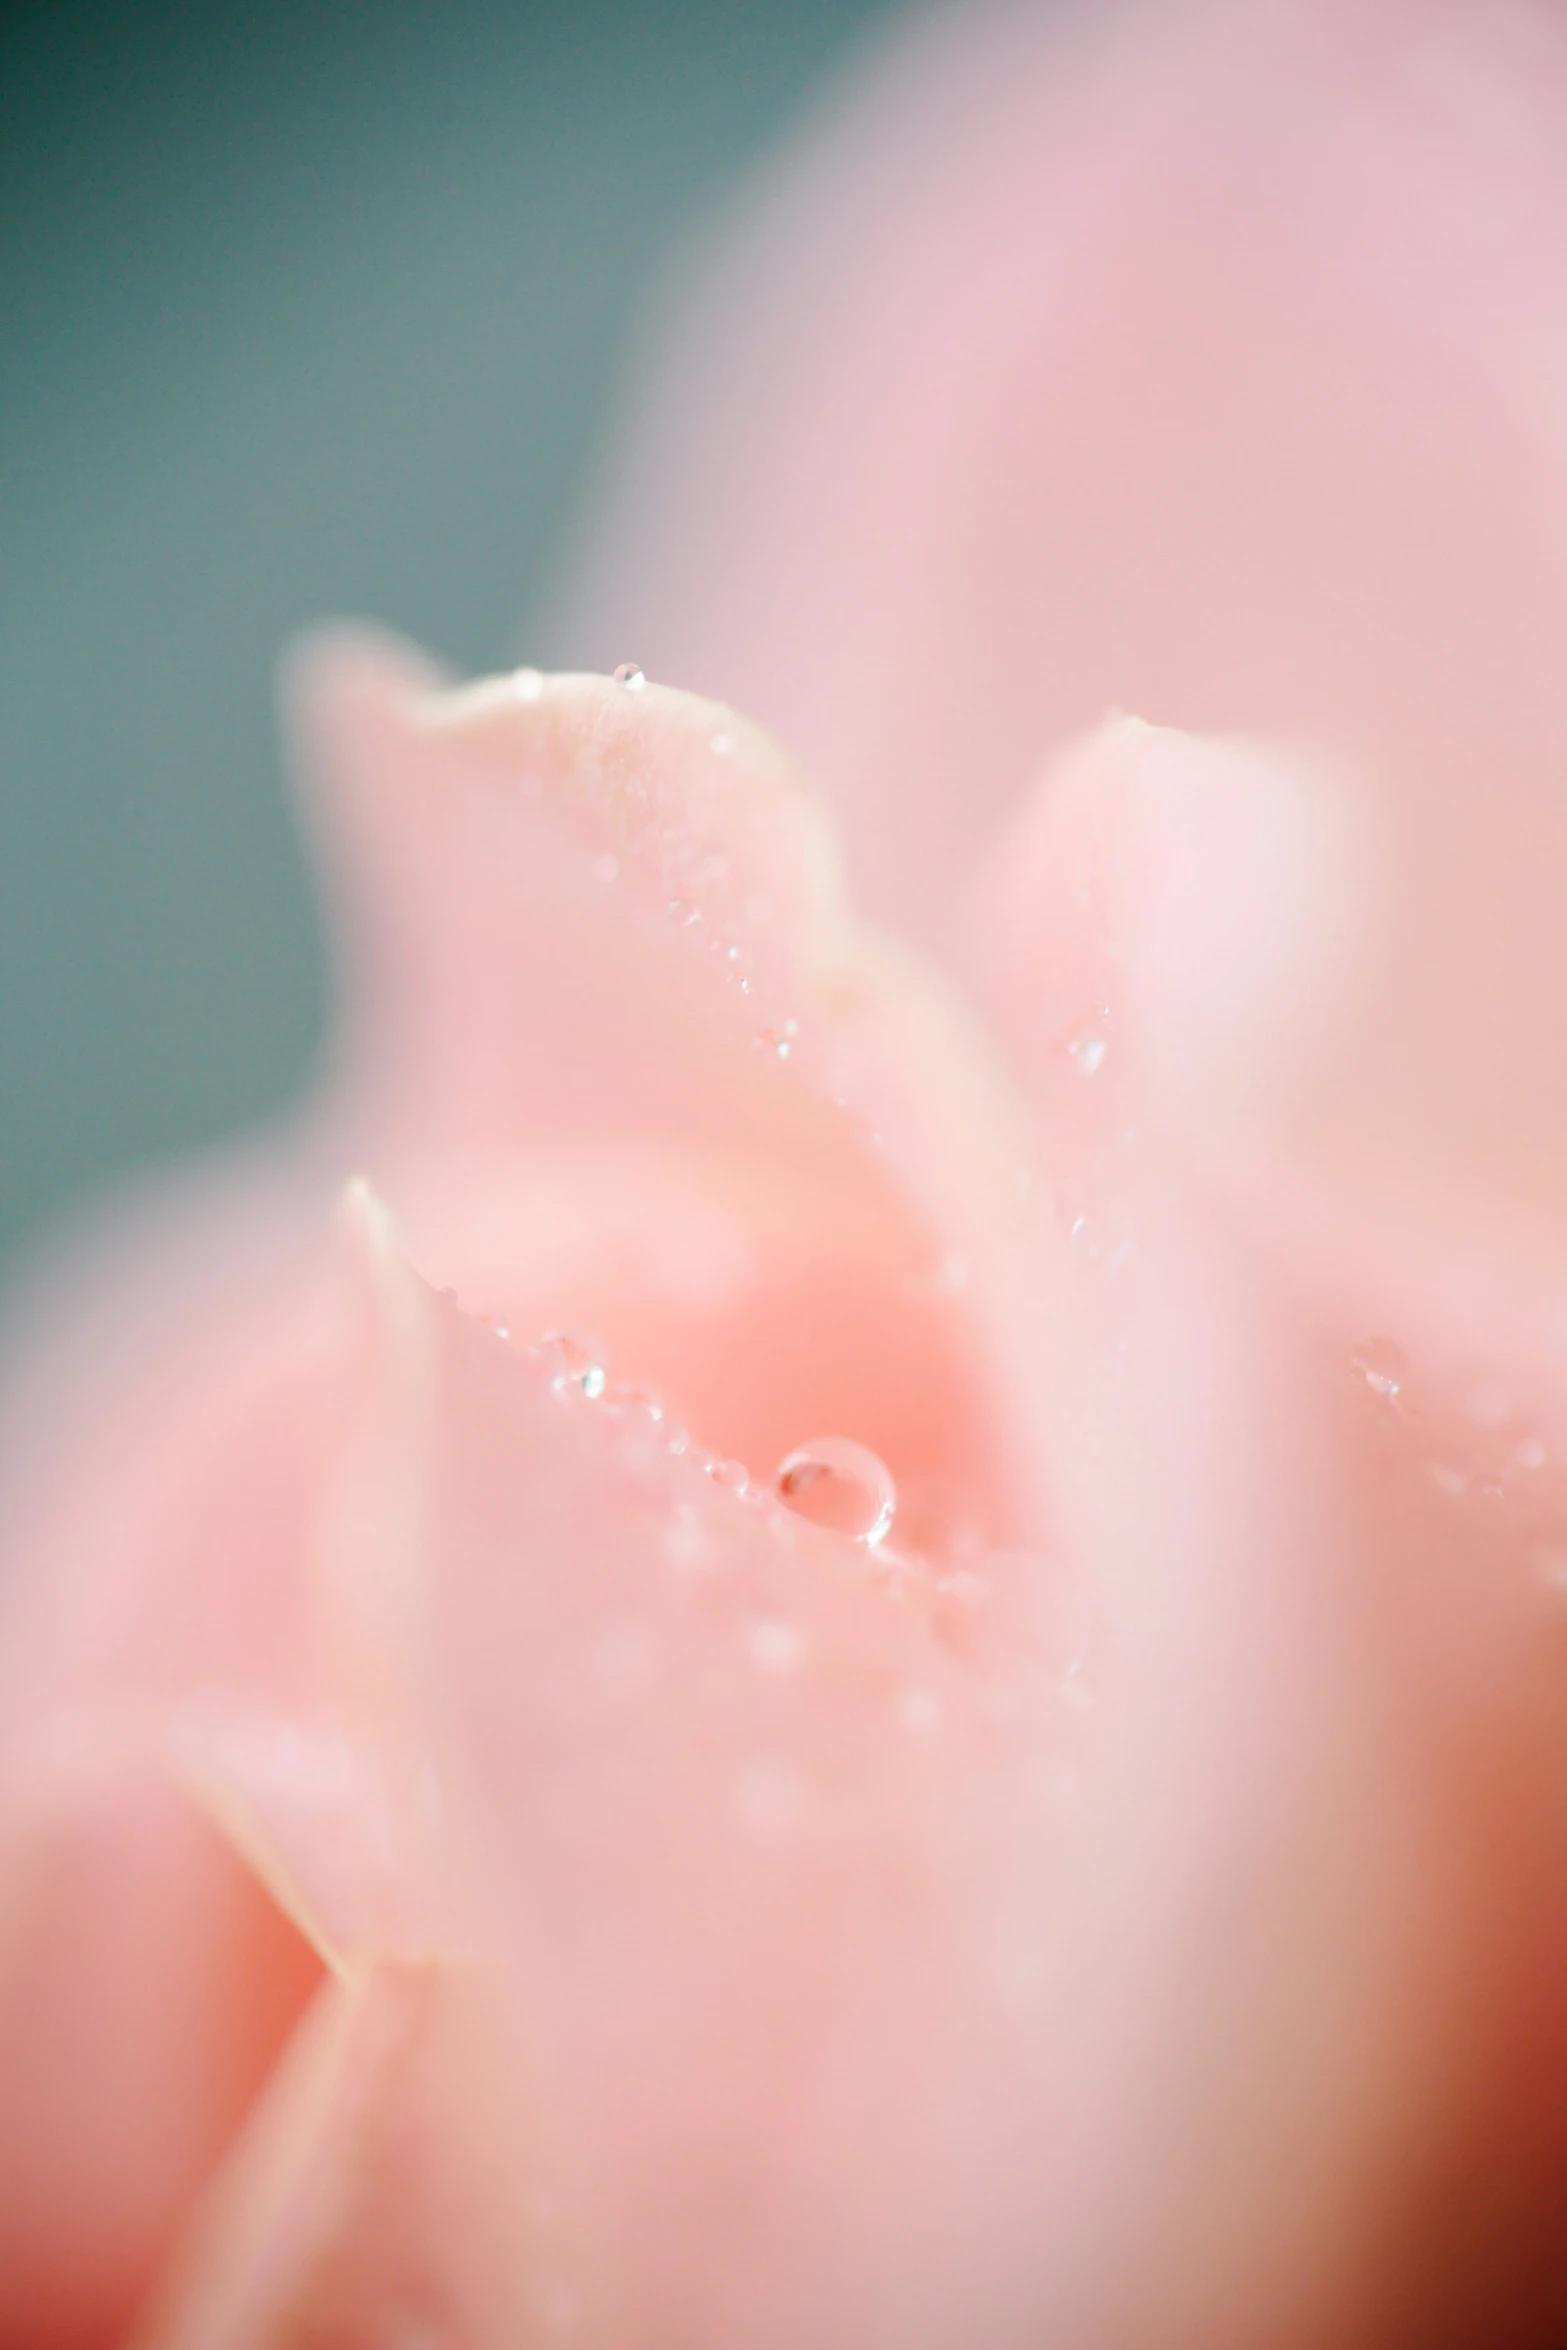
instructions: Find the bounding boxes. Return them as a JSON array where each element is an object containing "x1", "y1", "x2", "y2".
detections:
[
  {"x1": 555, "y1": 0, "x2": 1567, "y2": 1007},
  {"x1": 977, "y1": 713, "x2": 1567, "y2": 2337},
  {"x1": 289, "y1": 631, "x2": 1043, "y2": 1551}
]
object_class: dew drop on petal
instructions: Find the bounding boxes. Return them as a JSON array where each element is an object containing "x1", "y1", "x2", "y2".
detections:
[
  {"x1": 603, "y1": 1382, "x2": 663, "y2": 1424},
  {"x1": 1350, "y1": 1336, "x2": 1407, "y2": 1400},
  {"x1": 1515, "y1": 1435, "x2": 1548, "y2": 1473},
  {"x1": 535, "y1": 1332, "x2": 607, "y2": 1399},
  {"x1": 612, "y1": 662, "x2": 645, "y2": 689},
  {"x1": 707, "y1": 1456, "x2": 752, "y2": 1496},
  {"x1": 775, "y1": 1436, "x2": 896, "y2": 1546},
  {"x1": 1069, "y1": 1033, "x2": 1108, "y2": 1076}
]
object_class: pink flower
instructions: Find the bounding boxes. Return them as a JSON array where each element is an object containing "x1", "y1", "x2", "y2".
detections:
[{"x1": 6, "y1": 3, "x2": 1567, "y2": 2345}]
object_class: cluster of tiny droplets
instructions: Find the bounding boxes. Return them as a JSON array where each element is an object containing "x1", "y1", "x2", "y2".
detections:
[
  {"x1": 1348, "y1": 1336, "x2": 1567, "y2": 1590},
  {"x1": 597, "y1": 672, "x2": 913, "y2": 1148},
  {"x1": 495, "y1": 1328, "x2": 904, "y2": 1550}
]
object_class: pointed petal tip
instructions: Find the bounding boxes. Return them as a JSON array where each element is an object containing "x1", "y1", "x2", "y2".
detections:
[
  {"x1": 335, "y1": 1173, "x2": 399, "y2": 1256},
  {"x1": 278, "y1": 621, "x2": 452, "y2": 729},
  {"x1": 332, "y1": 1177, "x2": 434, "y2": 1366}
]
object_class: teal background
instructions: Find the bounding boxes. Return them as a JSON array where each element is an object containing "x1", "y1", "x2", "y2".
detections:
[{"x1": 0, "y1": 0, "x2": 907, "y2": 1280}]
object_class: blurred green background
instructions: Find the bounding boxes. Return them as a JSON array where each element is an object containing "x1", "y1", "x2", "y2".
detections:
[{"x1": 0, "y1": 0, "x2": 908, "y2": 1282}]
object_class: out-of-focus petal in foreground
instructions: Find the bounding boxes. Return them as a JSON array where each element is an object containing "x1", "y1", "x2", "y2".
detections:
[{"x1": 557, "y1": 0, "x2": 1567, "y2": 1250}]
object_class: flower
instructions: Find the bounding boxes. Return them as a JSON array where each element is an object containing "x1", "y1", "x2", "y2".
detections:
[{"x1": 7, "y1": 3, "x2": 1567, "y2": 2346}]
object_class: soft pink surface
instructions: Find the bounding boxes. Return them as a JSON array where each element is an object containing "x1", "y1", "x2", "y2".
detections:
[{"x1": 4, "y1": 2, "x2": 1567, "y2": 2345}]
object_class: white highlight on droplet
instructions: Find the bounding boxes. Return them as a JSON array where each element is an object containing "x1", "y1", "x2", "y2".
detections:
[
  {"x1": 535, "y1": 1332, "x2": 607, "y2": 1400},
  {"x1": 774, "y1": 1436, "x2": 896, "y2": 1546},
  {"x1": 1350, "y1": 1336, "x2": 1406, "y2": 1400}
]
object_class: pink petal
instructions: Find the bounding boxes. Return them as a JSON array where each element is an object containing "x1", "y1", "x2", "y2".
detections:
[
  {"x1": 557, "y1": 0, "x2": 1567, "y2": 1185},
  {"x1": 978, "y1": 712, "x2": 1567, "y2": 2338},
  {"x1": 0, "y1": 656, "x2": 1061, "y2": 2341}
]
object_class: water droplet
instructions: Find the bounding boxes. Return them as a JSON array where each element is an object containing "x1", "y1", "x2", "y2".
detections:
[
  {"x1": 667, "y1": 898, "x2": 702, "y2": 928},
  {"x1": 710, "y1": 730, "x2": 736, "y2": 756},
  {"x1": 747, "y1": 1618, "x2": 804, "y2": 1672},
  {"x1": 603, "y1": 1382, "x2": 663, "y2": 1424},
  {"x1": 590, "y1": 851, "x2": 619, "y2": 885},
  {"x1": 1515, "y1": 1435, "x2": 1548, "y2": 1473},
  {"x1": 707, "y1": 1456, "x2": 751, "y2": 1496},
  {"x1": 754, "y1": 1026, "x2": 794, "y2": 1061},
  {"x1": 492, "y1": 1320, "x2": 510, "y2": 1340},
  {"x1": 775, "y1": 1436, "x2": 896, "y2": 1546},
  {"x1": 1069, "y1": 1033, "x2": 1108, "y2": 1076},
  {"x1": 612, "y1": 662, "x2": 645, "y2": 690},
  {"x1": 1350, "y1": 1336, "x2": 1406, "y2": 1401},
  {"x1": 535, "y1": 1332, "x2": 607, "y2": 1399},
  {"x1": 1068, "y1": 1214, "x2": 1097, "y2": 1257}
]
